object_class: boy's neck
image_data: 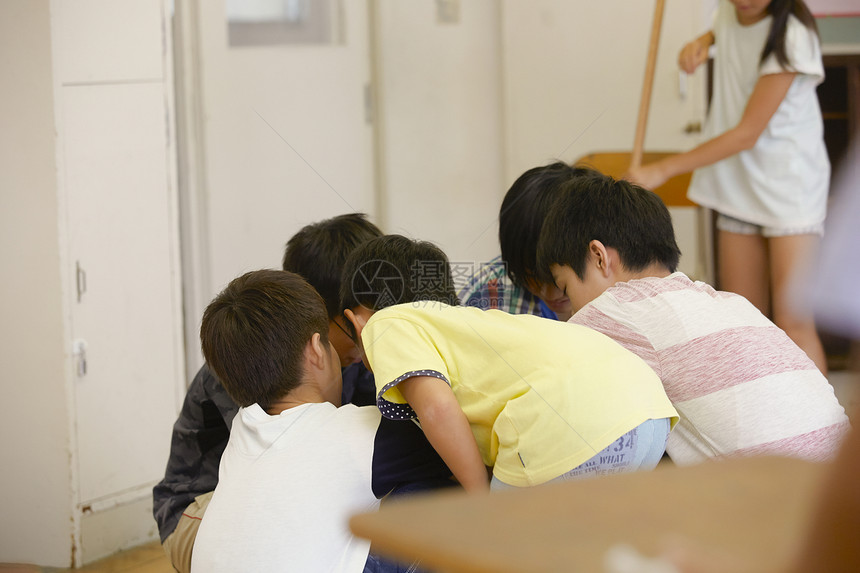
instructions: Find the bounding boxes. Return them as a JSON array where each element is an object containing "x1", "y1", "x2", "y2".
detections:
[
  {"x1": 264, "y1": 382, "x2": 330, "y2": 416},
  {"x1": 616, "y1": 263, "x2": 673, "y2": 284}
]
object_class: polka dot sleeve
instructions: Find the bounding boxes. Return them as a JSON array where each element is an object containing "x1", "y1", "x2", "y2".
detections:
[{"x1": 376, "y1": 370, "x2": 451, "y2": 421}]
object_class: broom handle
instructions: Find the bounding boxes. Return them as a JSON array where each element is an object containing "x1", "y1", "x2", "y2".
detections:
[{"x1": 631, "y1": 0, "x2": 666, "y2": 169}]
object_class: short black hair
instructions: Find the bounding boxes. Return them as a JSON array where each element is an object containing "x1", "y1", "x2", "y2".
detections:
[
  {"x1": 340, "y1": 235, "x2": 459, "y2": 331},
  {"x1": 499, "y1": 162, "x2": 592, "y2": 288},
  {"x1": 536, "y1": 171, "x2": 681, "y2": 281},
  {"x1": 282, "y1": 213, "x2": 383, "y2": 319},
  {"x1": 200, "y1": 270, "x2": 330, "y2": 409}
]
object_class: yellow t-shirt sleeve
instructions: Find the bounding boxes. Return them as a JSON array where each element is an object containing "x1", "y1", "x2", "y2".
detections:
[{"x1": 362, "y1": 314, "x2": 452, "y2": 419}]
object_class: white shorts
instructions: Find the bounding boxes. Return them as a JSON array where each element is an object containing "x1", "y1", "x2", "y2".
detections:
[{"x1": 716, "y1": 213, "x2": 824, "y2": 238}]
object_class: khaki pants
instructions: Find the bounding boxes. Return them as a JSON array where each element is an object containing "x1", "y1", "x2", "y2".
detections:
[{"x1": 162, "y1": 491, "x2": 214, "y2": 573}]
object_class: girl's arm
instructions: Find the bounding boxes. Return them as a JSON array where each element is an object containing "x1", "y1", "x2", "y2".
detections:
[
  {"x1": 398, "y1": 375, "x2": 490, "y2": 493},
  {"x1": 627, "y1": 71, "x2": 796, "y2": 190},
  {"x1": 679, "y1": 30, "x2": 714, "y2": 74}
]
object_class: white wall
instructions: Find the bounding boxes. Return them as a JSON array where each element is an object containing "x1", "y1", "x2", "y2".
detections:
[
  {"x1": 374, "y1": 0, "x2": 504, "y2": 269},
  {"x1": 502, "y1": 0, "x2": 711, "y2": 176},
  {"x1": 0, "y1": 0, "x2": 74, "y2": 565},
  {"x1": 501, "y1": 0, "x2": 713, "y2": 280}
]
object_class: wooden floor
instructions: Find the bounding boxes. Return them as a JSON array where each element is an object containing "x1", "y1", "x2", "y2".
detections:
[{"x1": 1, "y1": 542, "x2": 173, "y2": 573}]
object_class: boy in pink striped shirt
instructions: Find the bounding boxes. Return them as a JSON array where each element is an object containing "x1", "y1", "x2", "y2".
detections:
[{"x1": 536, "y1": 171, "x2": 849, "y2": 465}]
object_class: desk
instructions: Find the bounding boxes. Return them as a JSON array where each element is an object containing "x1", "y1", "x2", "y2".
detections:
[{"x1": 350, "y1": 456, "x2": 827, "y2": 573}]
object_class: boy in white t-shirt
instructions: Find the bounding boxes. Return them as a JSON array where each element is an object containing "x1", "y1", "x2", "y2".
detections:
[
  {"x1": 536, "y1": 171, "x2": 849, "y2": 465},
  {"x1": 191, "y1": 270, "x2": 382, "y2": 573}
]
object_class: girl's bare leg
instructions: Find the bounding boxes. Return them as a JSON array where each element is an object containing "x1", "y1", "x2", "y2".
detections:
[
  {"x1": 769, "y1": 233, "x2": 827, "y2": 374},
  {"x1": 717, "y1": 230, "x2": 770, "y2": 315}
]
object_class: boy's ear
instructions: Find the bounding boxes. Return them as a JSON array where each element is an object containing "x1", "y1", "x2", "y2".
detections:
[
  {"x1": 305, "y1": 332, "x2": 327, "y2": 370},
  {"x1": 343, "y1": 308, "x2": 366, "y2": 341},
  {"x1": 588, "y1": 240, "x2": 613, "y2": 279}
]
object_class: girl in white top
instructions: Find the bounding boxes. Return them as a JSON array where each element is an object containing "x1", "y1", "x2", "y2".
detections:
[{"x1": 627, "y1": 0, "x2": 829, "y2": 374}]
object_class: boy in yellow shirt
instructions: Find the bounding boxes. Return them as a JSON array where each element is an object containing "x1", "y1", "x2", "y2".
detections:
[{"x1": 341, "y1": 235, "x2": 677, "y2": 491}]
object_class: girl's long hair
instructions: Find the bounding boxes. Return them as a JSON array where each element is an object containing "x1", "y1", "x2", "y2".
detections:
[{"x1": 761, "y1": 0, "x2": 820, "y2": 69}]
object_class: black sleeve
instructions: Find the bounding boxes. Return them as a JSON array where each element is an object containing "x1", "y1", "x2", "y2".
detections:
[{"x1": 151, "y1": 364, "x2": 238, "y2": 541}]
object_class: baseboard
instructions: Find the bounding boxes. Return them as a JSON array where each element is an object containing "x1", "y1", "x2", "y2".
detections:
[{"x1": 80, "y1": 494, "x2": 159, "y2": 565}]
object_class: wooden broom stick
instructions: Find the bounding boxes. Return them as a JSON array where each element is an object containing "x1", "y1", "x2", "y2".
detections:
[{"x1": 630, "y1": 0, "x2": 666, "y2": 169}]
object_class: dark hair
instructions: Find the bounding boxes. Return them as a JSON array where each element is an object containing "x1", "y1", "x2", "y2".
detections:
[
  {"x1": 761, "y1": 0, "x2": 819, "y2": 70},
  {"x1": 200, "y1": 270, "x2": 330, "y2": 409},
  {"x1": 340, "y1": 235, "x2": 459, "y2": 333},
  {"x1": 282, "y1": 213, "x2": 383, "y2": 320},
  {"x1": 536, "y1": 172, "x2": 681, "y2": 281},
  {"x1": 499, "y1": 162, "x2": 591, "y2": 288}
]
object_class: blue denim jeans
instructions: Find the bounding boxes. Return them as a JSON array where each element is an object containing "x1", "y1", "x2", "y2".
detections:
[
  {"x1": 364, "y1": 551, "x2": 425, "y2": 573},
  {"x1": 491, "y1": 417, "x2": 671, "y2": 489},
  {"x1": 363, "y1": 479, "x2": 458, "y2": 573}
]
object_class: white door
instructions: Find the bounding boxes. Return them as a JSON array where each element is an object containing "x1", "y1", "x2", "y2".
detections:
[
  {"x1": 64, "y1": 83, "x2": 183, "y2": 505},
  {"x1": 185, "y1": 0, "x2": 375, "y2": 362}
]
